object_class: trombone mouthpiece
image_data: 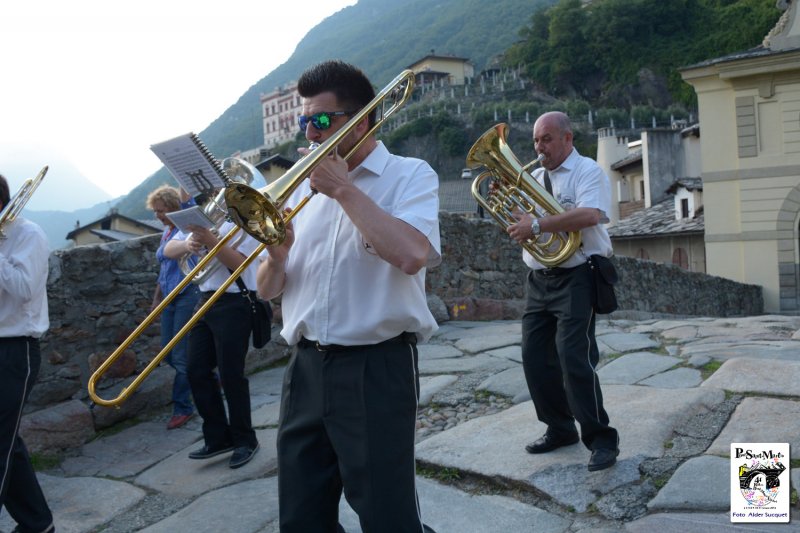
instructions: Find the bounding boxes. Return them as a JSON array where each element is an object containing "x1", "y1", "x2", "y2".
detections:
[{"x1": 535, "y1": 153, "x2": 545, "y2": 162}]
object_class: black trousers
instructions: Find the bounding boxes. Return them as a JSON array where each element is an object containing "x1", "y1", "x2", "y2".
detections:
[
  {"x1": 0, "y1": 337, "x2": 53, "y2": 533},
  {"x1": 521, "y1": 264, "x2": 618, "y2": 451},
  {"x1": 277, "y1": 336, "x2": 426, "y2": 533},
  {"x1": 187, "y1": 293, "x2": 257, "y2": 449}
]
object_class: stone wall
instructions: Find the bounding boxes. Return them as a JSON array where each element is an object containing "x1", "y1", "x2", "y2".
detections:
[
  {"x1": 428, "y1": 212, "x2": 763, "y2": 320},
  {"x1": 23, "y1": 213, "x2": 762, "y2": 455}
]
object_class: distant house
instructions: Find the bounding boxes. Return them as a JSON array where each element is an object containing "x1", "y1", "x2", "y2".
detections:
[
  {"x1": 608, "y1": 178, "x2": 705, "y2": 272},
  {"x1": 66, "y1": 210, "x2": 162, "y2": 246},
  {"x1": 407, "y1": 52, "x2": 475, "y2": 88},
  {"x1": 260, "y1": 82, "x2": 302, "y2": 148},
  {"x1": 255, "y1": 154, "x2": 295, "y2": 184},
  {"x1": 597, "y1": 124, "x2": 705, "y2": 271}
]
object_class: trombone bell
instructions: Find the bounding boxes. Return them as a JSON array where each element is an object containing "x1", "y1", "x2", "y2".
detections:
[{"x1": 223, "y1": 69, "x2": 416, "y2": 245}]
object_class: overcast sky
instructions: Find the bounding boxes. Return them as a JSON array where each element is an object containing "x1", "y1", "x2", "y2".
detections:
[{"x1": 1, "y1": 0, "x2": 357, "y2": 198}]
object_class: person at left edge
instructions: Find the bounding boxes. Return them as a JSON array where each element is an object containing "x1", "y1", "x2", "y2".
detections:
[
  {"x1": 164, "y1": 217, "x2": 262, "y2": 469},
  {"x1": 146, "y1": 185, "x2": 200, "y2": 431},
  {"x1": 0, "y1": 173, "x2": 55, "y2": 533}
]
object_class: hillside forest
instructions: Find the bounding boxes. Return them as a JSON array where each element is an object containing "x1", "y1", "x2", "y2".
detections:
[{"x1": 117, "y1": 0, "x2": 782, "y2": 219}]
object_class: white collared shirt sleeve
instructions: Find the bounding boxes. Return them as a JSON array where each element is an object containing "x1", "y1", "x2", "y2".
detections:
[{"x1": 0, "y1": 218, "x2": 50, "y2": 337}]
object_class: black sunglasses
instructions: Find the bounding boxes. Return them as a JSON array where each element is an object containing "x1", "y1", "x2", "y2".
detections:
[{"x1": 297, "y1": 111, "x2": 354, "y2": 131}]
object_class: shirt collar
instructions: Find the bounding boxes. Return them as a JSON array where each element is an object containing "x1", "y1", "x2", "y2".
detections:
[
  {"x1": 351, "y1": 141, "x2": 388, "y2": 178},
  {"x1": 551, "y1": 147, "x2": 579, "y2": 174}
]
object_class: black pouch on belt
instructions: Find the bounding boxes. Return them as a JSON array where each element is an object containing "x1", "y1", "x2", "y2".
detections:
[{"x1": 588, "y1": 255, "x2": 619, "y2": 314}]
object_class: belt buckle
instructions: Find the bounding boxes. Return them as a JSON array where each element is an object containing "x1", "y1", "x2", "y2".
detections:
[{"x1": 314, "y1": 341, "x2": 326, "y2": 352}]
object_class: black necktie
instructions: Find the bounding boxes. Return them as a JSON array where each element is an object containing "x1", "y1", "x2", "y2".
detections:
[{"x1": 543, "y1": 170, "x2": 553, "y2": 196}]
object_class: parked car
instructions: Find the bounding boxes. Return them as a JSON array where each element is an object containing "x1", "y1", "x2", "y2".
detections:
[{"x1": 460, "y1": 168, "x2": 473, "y2": 179}]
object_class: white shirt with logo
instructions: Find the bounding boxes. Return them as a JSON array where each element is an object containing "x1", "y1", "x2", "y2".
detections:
[{"x1": 523, "y1": 147, "x2": 613, "y2": 270}]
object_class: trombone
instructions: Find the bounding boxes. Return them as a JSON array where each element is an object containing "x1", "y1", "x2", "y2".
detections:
[
  {"x1": 87, "y1": 69, "x2": 416, "y2": 407},
  {"x1": 0, "y1": 166, "x2": 48, "y2": 239}
]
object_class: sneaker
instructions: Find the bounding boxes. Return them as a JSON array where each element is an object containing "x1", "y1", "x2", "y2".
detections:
[
  {"x1": 229, "y1": 443, "x2": 260, "y2": 469},
  {"x1": 188, "y1": 443, "x2": 234, "y2": 460},
  {"x1": 166, "y1": 413, "x2": 193, "y2": 430}
]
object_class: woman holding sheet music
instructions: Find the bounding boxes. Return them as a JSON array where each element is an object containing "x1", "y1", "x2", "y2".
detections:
[{"x1": 147, "y1": 185, "x2": 200, "y2": 430}]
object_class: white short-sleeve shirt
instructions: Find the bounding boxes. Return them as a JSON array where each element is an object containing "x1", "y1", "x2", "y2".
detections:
[
  {"x1": 523, "y1": 148, "x2": 613, "y2": 270},
  {"x1": 0, "y1": 218, "x2": 49, "y2": 337},
  {"x1": 174, "y1": 220, "x2": 262, "y2": 292},
  {"x1": 279, "y1": 141, "x2": 441, "y2": 346}
]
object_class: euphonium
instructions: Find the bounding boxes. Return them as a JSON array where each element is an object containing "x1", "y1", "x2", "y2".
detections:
[
  {"x1": 87, "y1": 70, "x2": 416, "y2": 407},
  {"x1": 466, "y1": 123, "x2": 581, "y2": 267},
  {"x1": 0, "y1": 166, "x2": 48, "y2": 239},
  {"x1": 176, "y1": 163, "x2": 258, "y2": 283}
]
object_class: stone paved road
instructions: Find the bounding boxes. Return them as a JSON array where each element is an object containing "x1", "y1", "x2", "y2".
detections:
[{"x1": 3, "y1": 314, "x2": 800, "y2": 532}]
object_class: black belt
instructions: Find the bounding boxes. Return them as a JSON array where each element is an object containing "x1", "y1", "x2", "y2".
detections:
[
  {"x1": 298, "y1": 332, "x2": 417, "y2": 352},
  {"x1": 0, "y1": 336, "x2": 36, "y2": 343},
  {"x1": 200, "y1": 290, "x2": 243, "y2": 298},
  {"x1": 534, "y1": 265, "x2": 580, "y2": 277}
]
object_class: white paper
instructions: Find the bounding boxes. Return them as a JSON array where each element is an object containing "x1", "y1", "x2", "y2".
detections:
[
  {"x1": 165, "y1": 205, "x2": 215, "y2": 233},
  {"x1": 150, "y1": 133, "x2": 226, "y2": 197}
]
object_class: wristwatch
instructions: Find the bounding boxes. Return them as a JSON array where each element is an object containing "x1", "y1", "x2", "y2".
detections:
[{"x1": 530, "y1": 218, "x2": 541, "y2": 236}]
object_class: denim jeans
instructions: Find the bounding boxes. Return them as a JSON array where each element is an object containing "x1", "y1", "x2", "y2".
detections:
[{"x1": 162, "y1": 286, "x2": 200, "y2": 416}]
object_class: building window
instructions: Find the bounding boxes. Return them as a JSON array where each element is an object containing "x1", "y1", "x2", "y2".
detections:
[
  {"x1": 672, "y1": 248, "x2": 688, "y2": 269},
  {"x1": 639, "y1": 181, "x2": 645, "y2": 202},
  {"x1": 637, "y1": 248, "x2": 649, "y2": 260},
  {"x1": 681, "y1": 198, "x2": 689, "y2": 218}
]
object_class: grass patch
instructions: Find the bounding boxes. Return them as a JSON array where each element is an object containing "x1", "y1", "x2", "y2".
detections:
[
  {"x1": 700, "y1": 360, "x2": 723, "y2": 380},
  {"x1": 418, "y1": 465, "x2": 461, "y2": 482},
  {"x1": 664, "y1": 440, "x2": 674, "y2": 450},
  {"x1": 653, "y1": 474, "x2": 670, "y2": 490},
  {"x1": 791, "y1": 459, "x2": 800, "y2": 469},
  {"x1": 30, "y1": 453, "x2": 62, "y2": 471}
]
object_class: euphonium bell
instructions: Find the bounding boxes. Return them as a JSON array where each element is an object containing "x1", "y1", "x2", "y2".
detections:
[
  {"x1": 177, "y1": 162, "x2": 260, "y2": 283},
  {"x1": 466, "y1": 123, "x2": 581, "y2": 267}
]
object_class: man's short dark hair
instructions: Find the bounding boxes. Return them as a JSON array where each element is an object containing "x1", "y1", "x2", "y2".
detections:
[
  {"x1": 297, "y1": 60, "x2": 377, "y2": 128},
  {"x1": 0, "y1": 174, "x2": 9, "y2": 208}
]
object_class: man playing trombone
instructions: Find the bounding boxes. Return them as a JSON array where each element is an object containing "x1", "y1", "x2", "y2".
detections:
[
  {"x1": 257, "y1": 60, "x2": 440, "y2": 532},
  {"x1": 0, "y1": 174, "x2": 55, "y2": 533}
]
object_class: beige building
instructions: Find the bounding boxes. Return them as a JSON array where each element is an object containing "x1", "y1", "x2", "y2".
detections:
[
  {"x1": 407, "y1": 53, "x2": 475, "y2": 88},
  {"x1": 66, "y1": 211, "x2": 161, "y2": 247},
  {"x1": 680, "y1": 0, "x2": 800, "y2": 312},
  {"x1": 260, "y1": 82, "x2": 302, "y2": 148}
]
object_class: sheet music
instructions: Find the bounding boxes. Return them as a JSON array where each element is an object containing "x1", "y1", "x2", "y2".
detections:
[
  {"x1": 150, "y1": 133, "x2": 227, "y2": 197},
  {"x1": 165, "y1": 205, "x2": 215, "y2": 233}
]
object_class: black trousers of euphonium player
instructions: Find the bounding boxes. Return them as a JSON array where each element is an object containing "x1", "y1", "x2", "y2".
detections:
[
  {"x1": 521, "y1": 263, "x2": 619, "y2": 451},
  {"x1": 0, "y1": 337, "x2": 54, "y2": 533}
]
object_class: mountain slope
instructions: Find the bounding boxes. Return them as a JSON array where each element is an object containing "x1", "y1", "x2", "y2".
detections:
[{"x1": 115, "y1": 0, "x2": 556, "y2": 219}]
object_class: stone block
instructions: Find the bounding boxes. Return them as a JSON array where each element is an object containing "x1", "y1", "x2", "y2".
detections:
[
  {"x1": 19, "y1": 399, "x2": 95, "y2": 455},
  {"x1": 88, "y1": 348, "x2": 137, "y2": 378}
]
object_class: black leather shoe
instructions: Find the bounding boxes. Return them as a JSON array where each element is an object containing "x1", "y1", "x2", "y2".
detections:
[
  {"x1": 188, "y1": 443, "x2": 234, "y2": 460},
  {"x1": 229, "y1": 442, "x2": 260, "y2": 469},
  {"x1": 588, "y1": 447, "x2": 619, "y2": 471},
  {"x1": 525, "y1": 432, "x2": 580, "y2": 454}
]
